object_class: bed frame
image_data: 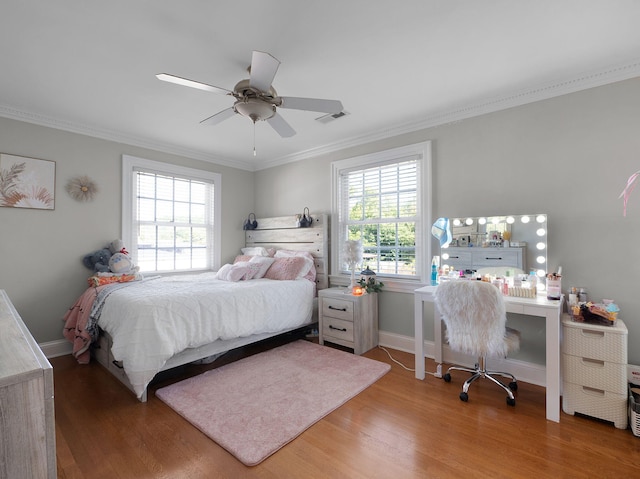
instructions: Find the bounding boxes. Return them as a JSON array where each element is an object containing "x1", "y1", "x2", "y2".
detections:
[{"x1": 93, "y1": 214, "x2": 329, "y2": 401}]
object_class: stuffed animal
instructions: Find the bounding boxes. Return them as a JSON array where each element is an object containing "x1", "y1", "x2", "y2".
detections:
[
  {"x1": 108, "y1": 239, "x2": 139, "y2": 274},
  {"x1": 108, "y1": 239, "x2": 128, "y2": 256},
  {"x1": 82, "y1": 248, "x2": 112, "y2": 273},
  {"x1": 108, "y1": 251, "x2": 139, "y2": 274},
  {"x1": 82, "y1": 239, "x2": 138, "y2": 274}
]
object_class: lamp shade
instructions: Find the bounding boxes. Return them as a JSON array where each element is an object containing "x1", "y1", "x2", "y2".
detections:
[{"x1": 343, "y1": 240, "x2": 363, "y2": 267}]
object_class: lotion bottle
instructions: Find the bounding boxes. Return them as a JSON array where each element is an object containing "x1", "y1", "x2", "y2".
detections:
[{"x1": 431, "y1": 257, "x2": 438, "y2": 286}]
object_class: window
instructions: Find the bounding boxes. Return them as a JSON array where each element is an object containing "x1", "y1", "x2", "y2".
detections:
[
  {"x1": 331, "y1": 142, "x2": 431, "y2": 289},
  {"x1": 122, "y1": 155, "x2": 221, "y2": 273}
]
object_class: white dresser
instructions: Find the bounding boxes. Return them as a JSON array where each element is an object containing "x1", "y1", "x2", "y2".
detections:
[
  {"x1": 561, "y1": 315, "x2": 628, "y2": 428},
  {"x1": 318, "y1": 288, "x2": 378, "y2": 355},
  {"x1": 0, "y1": 290, "x2": 56, "y2": 478}
]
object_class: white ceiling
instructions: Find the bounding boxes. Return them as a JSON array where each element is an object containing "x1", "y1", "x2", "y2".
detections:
[{"x1": 2, "y1": 1, "x2": 640, "y2": 171}]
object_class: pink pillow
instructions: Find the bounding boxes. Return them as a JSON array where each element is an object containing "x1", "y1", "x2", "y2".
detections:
[
  {"x1": 233, "y1": 255, "x2": 252, "y2": 264},
  {"x1": 274, "y1": 250, "x2": 317, "y2": 284},
  {"x1": 264, "y1": 257, "x2": 311, "y2": 281}
]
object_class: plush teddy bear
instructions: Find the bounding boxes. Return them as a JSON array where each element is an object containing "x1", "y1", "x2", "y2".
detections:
[
  {"x1": 108, "y1": 251, "x2": 139, "y2": 274},
  {"x1": 82, "y1": 248, "x2": 112, "y2": 273},
  {"x1": 107, "y1": 239, "x2": 139, "y2": 274}
]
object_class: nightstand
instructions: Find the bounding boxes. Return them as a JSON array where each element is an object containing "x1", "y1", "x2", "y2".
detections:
[{"x1": 318, "y1": 287, "x2": 378, "y2": 355}]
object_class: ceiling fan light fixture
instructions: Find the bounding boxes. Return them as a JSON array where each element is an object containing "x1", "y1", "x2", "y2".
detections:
[{"x1": 233, "y1": 98, "x2": 276, "y2": 122}]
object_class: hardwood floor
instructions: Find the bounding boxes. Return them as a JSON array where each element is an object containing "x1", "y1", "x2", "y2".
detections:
[{"x1": 53, "y1": 340, "x2": 640, "y2": 478}]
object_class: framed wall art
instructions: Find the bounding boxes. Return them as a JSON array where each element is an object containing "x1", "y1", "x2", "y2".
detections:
[{"x1": 0, "y1": 153, "x2": 56, "y2": 210}]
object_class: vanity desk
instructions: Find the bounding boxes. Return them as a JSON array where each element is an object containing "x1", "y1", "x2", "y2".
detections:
[{"x1": 414, "y1": 284, "x2": 564, "y2": 422}]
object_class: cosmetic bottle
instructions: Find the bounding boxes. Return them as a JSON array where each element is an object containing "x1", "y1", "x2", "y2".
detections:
[{"x1": 430, "y1": 257, "x2": 438, "y2": 286}]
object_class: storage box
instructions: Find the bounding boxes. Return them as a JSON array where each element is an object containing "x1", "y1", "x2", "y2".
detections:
[{"x1": 630, "y1": 384, "x2": 640, "y2": 437}]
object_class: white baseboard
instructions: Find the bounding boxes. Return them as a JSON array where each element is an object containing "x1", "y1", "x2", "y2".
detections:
[
  {"x1": 378, "y1": 330, "x2": 546, "y2": 387},
  {"x1": 39, "y1": 339, "x2": 72, "y2": 359}
]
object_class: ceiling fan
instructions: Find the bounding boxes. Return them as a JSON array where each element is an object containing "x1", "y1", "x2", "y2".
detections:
[{"x1": 156, "y1": 51, "x2": 344, "y2": 141}]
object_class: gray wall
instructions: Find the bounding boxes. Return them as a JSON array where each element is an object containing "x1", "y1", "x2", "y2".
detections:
[
  {"x1": 2, "y1": 77, "x2": 639, "y2": 366},
  {"x1": 255, "y1": 77, "x2": 640, "y2": 366},
  {"x1": 0, "y1": 117, "x2": 254, "y2": 343}
]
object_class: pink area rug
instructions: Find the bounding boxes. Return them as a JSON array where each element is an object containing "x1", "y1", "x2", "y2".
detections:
[{"x1": 156, "y1": 340, "x2": 390, "y2": 466}]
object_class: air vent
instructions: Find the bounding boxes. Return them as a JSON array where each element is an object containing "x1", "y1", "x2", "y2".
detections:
[{"x1": 315, "y1": 110, "x2": 349, "y2": 123}]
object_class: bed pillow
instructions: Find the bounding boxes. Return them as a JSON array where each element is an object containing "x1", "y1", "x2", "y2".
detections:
[
  {"x1": 273, "y1": 250, "x2": 317, "y2": 283},
  {"x1": 241, "y1": 246, "x2": 272, "y2": 257},
  {"x1": 248, "y1": 255, "x2": 276, "y2": 279},
  {"x1": 216, "y1": 262, "x2": 260, "y2": 282},
  {"x1": 264, "y1": 256, "x2": 313, "y2": 281},
  {"x1": 233, "y1": 255, "x2": 252, "y2": 264}
]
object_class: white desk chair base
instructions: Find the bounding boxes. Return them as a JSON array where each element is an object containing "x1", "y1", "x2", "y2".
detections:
[{"x1": 443, "y1": 356, "x2": 518, "y2": 406}]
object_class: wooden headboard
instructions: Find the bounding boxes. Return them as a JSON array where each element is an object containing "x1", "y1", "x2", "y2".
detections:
[{"x1": 245, "y1": 214, "x2": 329, "y2": 290}]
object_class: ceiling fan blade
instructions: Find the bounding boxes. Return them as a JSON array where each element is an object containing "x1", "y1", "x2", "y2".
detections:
[
  {"x1": 200, "y1": 107, "x2": 236, "y2": 126},
  {"x1": 266, "y1": 112, "x2": 296, "y2": 138},
  {"x1": 156, "y1": 73, "x2": 231, "y2": 95},
  {"x1": 249, "y1": 51, "x2": 280, "y2": 92},
  {"x1": 279, "y1": 96, "x2": 343, "y2": 114}
]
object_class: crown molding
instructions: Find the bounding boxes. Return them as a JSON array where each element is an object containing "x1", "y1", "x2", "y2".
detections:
[
  {"x1": 256, "y1": 59, "x2": 640, "y2": 170},
  {"x1": 2, "y1": 59, "x2": 640, "y2": 173},
  {"x1": 0, "y1": 105, "x2": 256, "y2": 171}
]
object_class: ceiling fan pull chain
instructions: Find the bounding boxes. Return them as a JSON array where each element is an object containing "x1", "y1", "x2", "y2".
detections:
[{"x1": 253, "y1": 120, "x2": 257, "y2": 157}]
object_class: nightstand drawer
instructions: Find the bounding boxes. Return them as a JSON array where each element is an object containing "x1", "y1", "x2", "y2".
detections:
[
  {"x1": 322, "y1": 298, "x2": 354, "y2": 322},
  {"x1": 322, "y1": 317, "x2": 354, "y2": 343}
]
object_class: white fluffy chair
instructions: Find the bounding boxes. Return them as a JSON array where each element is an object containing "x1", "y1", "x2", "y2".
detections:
[{"x1": 434, "y1": 280, "x2": 520, "y2": 406}]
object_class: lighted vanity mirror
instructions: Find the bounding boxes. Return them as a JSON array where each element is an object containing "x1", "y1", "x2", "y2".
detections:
[{"x1": 440, "y1": 214, "x2": 548, "y2": 280}]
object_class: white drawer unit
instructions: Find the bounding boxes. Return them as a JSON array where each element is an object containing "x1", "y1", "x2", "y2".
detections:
[
  {"x1": 318, "y1": 288, "x2": 378, "y2": 355},
  {"x1": 561, "y1": 316, "x2": 628, "y2": 429},
  {"x1": 442, "y1": 246, "x2": 525, "y2": 271}
]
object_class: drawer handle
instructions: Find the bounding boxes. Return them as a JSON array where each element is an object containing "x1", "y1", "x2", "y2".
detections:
[
  {"x1": 328, "y1": 305, "x2": 347, "y2": 312},
  {"x1": 581, "y1": 330, "x2": 605, "y2": 338},
  {"x1": 329, "y1": 325, "x2": 347, "y2": 332},
  {"x1": 112, "y1": 360, "x2": 124, "y2": 369},
  {"x1": 581, "y1": 358, "x2": 605, "y2": 368},
  {"x1": 449, "y1": 255, "x2": 460, "y2": 259},
  {"x1": 485, "y1": 257, "x2": 503, "y2": 260},
  {"x1": 581, "y1": 386, "x2": 605, "y2": 397}
]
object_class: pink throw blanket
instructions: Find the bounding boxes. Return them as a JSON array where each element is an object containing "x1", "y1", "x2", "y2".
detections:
[{"x1": 62, "y1": 286, "x2": 105, "y2": 364}]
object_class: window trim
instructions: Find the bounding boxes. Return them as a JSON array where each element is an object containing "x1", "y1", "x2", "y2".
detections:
[
  {"x1": 122, "y1": 154, "x2": 222, "y2": 272},
  {"x1": 330, "y1": 141, "x2": 432, "y2": 293}
]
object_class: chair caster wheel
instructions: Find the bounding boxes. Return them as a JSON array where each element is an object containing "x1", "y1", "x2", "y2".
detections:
[
  {"x1": 459, "y1": 392, "x2": 469, "y2": 402},
  {"x1": 443, "y1": 373, "x2": 451, "y2": 383},
  {"x1": 509, "y1": 381, "x2": 518, "y2": 391},
  {"x1": 507, "y1": 396, "x2": 516, "y2": 406}
]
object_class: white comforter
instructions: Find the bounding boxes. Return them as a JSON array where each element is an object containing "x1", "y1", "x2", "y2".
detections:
[{"x1": 98, "y1": 273, "x2": 314, "y2": 398}]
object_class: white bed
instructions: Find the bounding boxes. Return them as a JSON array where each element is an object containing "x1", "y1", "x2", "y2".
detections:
[{"x1": 91, "y1": 214, "x2": 329, "y2": 401}]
